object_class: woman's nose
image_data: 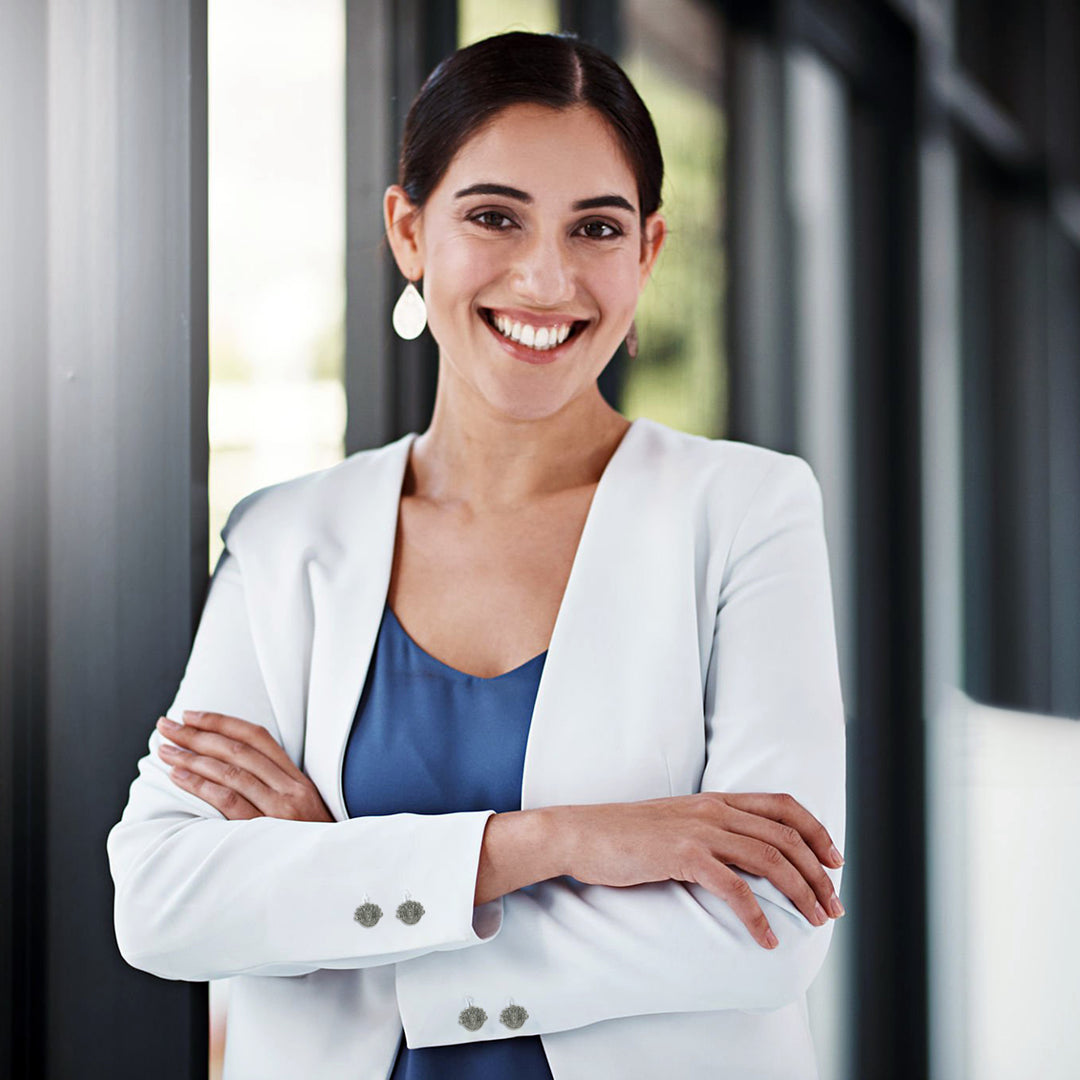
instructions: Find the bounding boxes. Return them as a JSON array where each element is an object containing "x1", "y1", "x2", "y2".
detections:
[{"x1": 510, "y1": 232, "x2": 575, "y2": 306}]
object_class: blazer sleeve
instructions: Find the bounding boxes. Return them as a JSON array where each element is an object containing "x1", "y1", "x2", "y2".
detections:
[
  {"x1": 393, "y1": 453, "x2": 847, "y2": 1047},
  {"x1": 106, "y1": 505, "x2": 504, "y2": 983}
]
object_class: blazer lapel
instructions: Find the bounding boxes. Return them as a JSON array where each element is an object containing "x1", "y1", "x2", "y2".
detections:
[
  {"x1": 521, "y1": 416, "x2": 703, "y2": 808},
  {"x1": 303, "y1": 431, "x2": 418, "y2": 821}
]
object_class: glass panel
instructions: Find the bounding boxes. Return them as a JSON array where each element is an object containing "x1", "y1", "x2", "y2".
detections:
[
  {"x1": 618, "y1": 0, "x2": 727, "y2": 437},
  {"x1": 207, "y1": 2, "x2": 345, "y2": 1076},
  {"x1": 458, "y1": 0, "x2": 558, "y2": 48},
  {"x1": 932, "y1": 689, "x2": 1080, "y2": 1080},
  {"x1": 207, "y1": 0, "x2": 346, "y2": 576}
]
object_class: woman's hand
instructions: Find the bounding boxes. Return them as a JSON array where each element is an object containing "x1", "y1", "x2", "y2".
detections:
[
  {"x1": 155, "y1": 710, "x2": 335, "y2": 823},
  {"x1": 555, "y1": 792, "x2": 845, "y2": 949}
]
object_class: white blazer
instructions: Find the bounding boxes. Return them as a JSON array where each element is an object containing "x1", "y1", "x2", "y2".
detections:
[{"x1": 107, "y1": 415, "x2": 846, "y2": 1080}]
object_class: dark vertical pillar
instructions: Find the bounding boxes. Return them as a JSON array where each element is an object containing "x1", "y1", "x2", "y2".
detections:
[
  {"x1": 559, "y1": 0, "x2": 622, "y2": 60},
  {"x1": 1045, "y1": 0, "x2": 1080, "y2": 719},
  {"x1": 848, "y1": 75, "x2": 927, "y2": 1080},
  {"x1": 390, "y1": 0, "x2": 458, "y2": 437},
  {"x1": 345, "y1": 0, "x2": 458, "y2": 451},
  {"x1": 1, "y1": 7, "x2": 49, "y2": 1077},
  {"x1": 725, "y1": 21, "x2": 797, "y2": 451},
  {"x1": 345, "y1": 0, "x2": 396, "y2": 452},
  {"x1": 1, "y1": 1, "x2": 210, "y2": 1077},
  {"x1": 961, "y1": 155, "x2": 1055, "y2": 715},
  {"x1": 1047, "y1": 228, "x2": 1080, "y2": 716}
]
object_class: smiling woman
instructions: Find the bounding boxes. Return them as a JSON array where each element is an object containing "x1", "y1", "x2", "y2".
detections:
[
  {"x1": 383, "y1": 95, "x2": 666, "y2": 421},
  {"x1": 107, "y1": 29, "x2": 846, "y2": 1080}
]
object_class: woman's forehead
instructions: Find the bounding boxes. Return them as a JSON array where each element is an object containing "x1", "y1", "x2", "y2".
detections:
[{"x1": 435, "y1": 103, "x2": 638, "y2": 207}]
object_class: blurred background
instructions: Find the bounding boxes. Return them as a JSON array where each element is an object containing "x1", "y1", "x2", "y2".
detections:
[{"x1": 2, "y1": 0, "x2": 1078, "y2": 1077}]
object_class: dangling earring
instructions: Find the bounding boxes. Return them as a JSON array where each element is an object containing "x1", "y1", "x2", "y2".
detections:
[
  {"x1": 624, "y1": 319, "x2": 638, "y2": 359},
  {"x1": 393, "y1": 278, "x2": 427, "y2": 340}
]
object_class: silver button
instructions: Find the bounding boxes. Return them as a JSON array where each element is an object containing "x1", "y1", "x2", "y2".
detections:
[
  {"x1": 500, "y1": 1003, "x2": 529, "y2": 1029},
  {"x1": 354, "y1": 901, "x2": 382, "y2": 927},
  {"x1": 458, "y1": 1004, "x2": 487, "y2": 1031},
  {"x1": 396, "y1": 898, "x2": 425, "y2": 925}
]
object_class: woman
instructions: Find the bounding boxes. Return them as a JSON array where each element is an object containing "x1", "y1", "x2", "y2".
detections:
[{"x1": 108, "y1": 30, "x2": 846, "y2": 1080}]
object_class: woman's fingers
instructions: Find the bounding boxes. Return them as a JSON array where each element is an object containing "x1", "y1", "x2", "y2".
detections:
[
  {"x1": 724, "y1": 791, "x2": 843, "y2": 870},
  {"x1": 720, "y1": 803, "x2": 844, "y2": 920},
  {"x1": 164, "y1": 758, "x2": 262, "y2": 819},
  {"x1": 692, "y1": 857, "x2": 779, "y2": 950},
  {"x1": 157, "y1": 736, "x2": 273, "y2": 817},
  {"x1": 155, "y1": 712, "x2": 336, "y2": 823},
  {"x1": 718, "y1": 832, "x2": 830, "y2": 928},
  {"x1": 156, "y1": 714, "x2": 294, "y2": 793},
  {"x1": 179, "y1": 711, "x2": 302, "y2": 779}
]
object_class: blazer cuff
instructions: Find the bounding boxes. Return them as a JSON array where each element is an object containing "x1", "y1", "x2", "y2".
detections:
[{"x1": 109, "y1": 787, "x2": 505, "y2": 980}]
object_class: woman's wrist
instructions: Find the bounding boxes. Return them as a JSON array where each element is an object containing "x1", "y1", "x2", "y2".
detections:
[{"x1": 473, "y1": 805, "x2": 572, "y2": 906}]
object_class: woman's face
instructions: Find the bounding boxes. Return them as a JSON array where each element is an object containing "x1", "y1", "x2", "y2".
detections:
[{"x1": 385, "y1": 102, "x2": 667, "y2": 423}]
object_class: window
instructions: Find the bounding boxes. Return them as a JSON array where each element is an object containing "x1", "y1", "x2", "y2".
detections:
[
  {"x1": 618, "y1": 0, "x2": 728, "y2": 436},
  {"x1": 208, "y1": 0, "x2": 346, "y2": 575}
]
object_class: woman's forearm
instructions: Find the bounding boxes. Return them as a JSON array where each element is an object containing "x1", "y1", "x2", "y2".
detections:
[
  {"x1": 473, "y1": 793, "x2": 844, "y2": 944},
  {"x1": 473, "y1": 806, "x2": 571, "y2": 906}
]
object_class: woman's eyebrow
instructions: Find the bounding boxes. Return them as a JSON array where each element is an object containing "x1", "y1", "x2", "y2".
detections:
[
  {"x1": 453, "y1": 182, "x2": 635, "y2": 214},
  {"x1": 574, "y1": 194, "x2": 636, "y2": 213}
]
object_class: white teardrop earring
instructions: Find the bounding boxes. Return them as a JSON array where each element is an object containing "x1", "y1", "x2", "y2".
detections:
[{"x1": 392, "y1": 279, "x2": 428, "y2": 340}]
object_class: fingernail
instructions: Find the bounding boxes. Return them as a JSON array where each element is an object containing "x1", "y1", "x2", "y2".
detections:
[
  {"x1": 765, "y1": 929, "x2": 779, "y2": 949},
  {"x1": 182, "y1": 710, "x2": 202, "y2": 720},
  {"x1": 813, "y1": 902, "x2": 827, "y2": 925},
  {"x1": 829, "y1": 897, "x2": 845, "y2": 918},
  {"x1": 157, "y1": 716, "x2": 179, "y2": 731},
  {"x1": 829, "y1": 845, "x2": 844, "y2": 865},
  {"x1": 173, "y1": 767, "x2": 192, "y2": 779}
]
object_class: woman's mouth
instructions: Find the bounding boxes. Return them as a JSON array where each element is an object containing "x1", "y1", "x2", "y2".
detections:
[{"x1": 479, "y1": 308, "x2": 590, "y2": 363}]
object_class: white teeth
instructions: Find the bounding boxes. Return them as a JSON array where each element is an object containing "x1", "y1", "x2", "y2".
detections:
[{"x1": 488, "y1": 311, "x2": 576, "y2": 351}]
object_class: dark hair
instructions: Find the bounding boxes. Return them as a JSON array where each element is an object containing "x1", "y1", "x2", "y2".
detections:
[{"x1": 396, "y1": 31, "x2": 664, "y2": 229}]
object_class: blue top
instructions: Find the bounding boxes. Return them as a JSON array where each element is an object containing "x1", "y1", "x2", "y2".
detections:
[{"x1": 342, "y1": 603, "x2": 556, "y2": 1080}]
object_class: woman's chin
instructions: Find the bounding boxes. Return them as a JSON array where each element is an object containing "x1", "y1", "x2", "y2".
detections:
[
  {"x1": 478, "y1": 379, "x2": 584, "y2": 423},
  {"x1": 439, "y1": 348, "x2": 605, "y2": 423},
  {"x1": 484, "y1": 393, "x2": 571, "y2": 424}
]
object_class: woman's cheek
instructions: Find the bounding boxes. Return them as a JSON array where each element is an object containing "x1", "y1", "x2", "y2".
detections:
[{"x1": 433, "y1": 233, "x2": 506, "y2": 276}]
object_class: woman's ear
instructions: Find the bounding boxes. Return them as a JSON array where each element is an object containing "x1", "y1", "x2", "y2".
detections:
[
  {"x1": 383, "y1": 184, "x2": 424, "y2": 279},
  {"x1": 638, "y1": 212, "x2": 667, "y2": 288}
]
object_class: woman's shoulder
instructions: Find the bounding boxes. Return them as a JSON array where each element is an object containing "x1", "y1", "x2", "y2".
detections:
[
  {"x1": 218, "y1": 432, "x2": 414, "y2": 553},
  {"x1": 630, "y1": 416, "x2": 819, "y2": 505},
  {"x1": 631, "y1": 420, "x2": 825, "y2": 577}
]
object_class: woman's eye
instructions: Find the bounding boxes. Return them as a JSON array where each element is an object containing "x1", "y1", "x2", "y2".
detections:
[
  {"x1": 470, "y1": 211, "x2": 514, "y2": 230},
  {"x1": 467, "y1": 213, "x2": 621, "y2": 239},
  {"x1": 578, "y1": 220, "x2": 621, "y2": 240}
]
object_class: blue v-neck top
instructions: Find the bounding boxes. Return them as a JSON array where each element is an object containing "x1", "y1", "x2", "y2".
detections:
[{"x1": 342, "y1": 603, "x2": 555, "y2": 1080}]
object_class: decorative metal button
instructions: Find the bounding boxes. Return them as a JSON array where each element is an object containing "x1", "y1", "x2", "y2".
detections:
[
  {"x1": 396, "y1": 898, "x2": 425, "y2": 925},
  {"x1": 458, "y1": 1004, "x2": 487, "y2": 1031},
  {"x1": 353, "y1": 901, "x2": 382, "y2": 927},
  {"x1": 500, "y1": 1003, "x2": 529, "y2": 1030}
]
